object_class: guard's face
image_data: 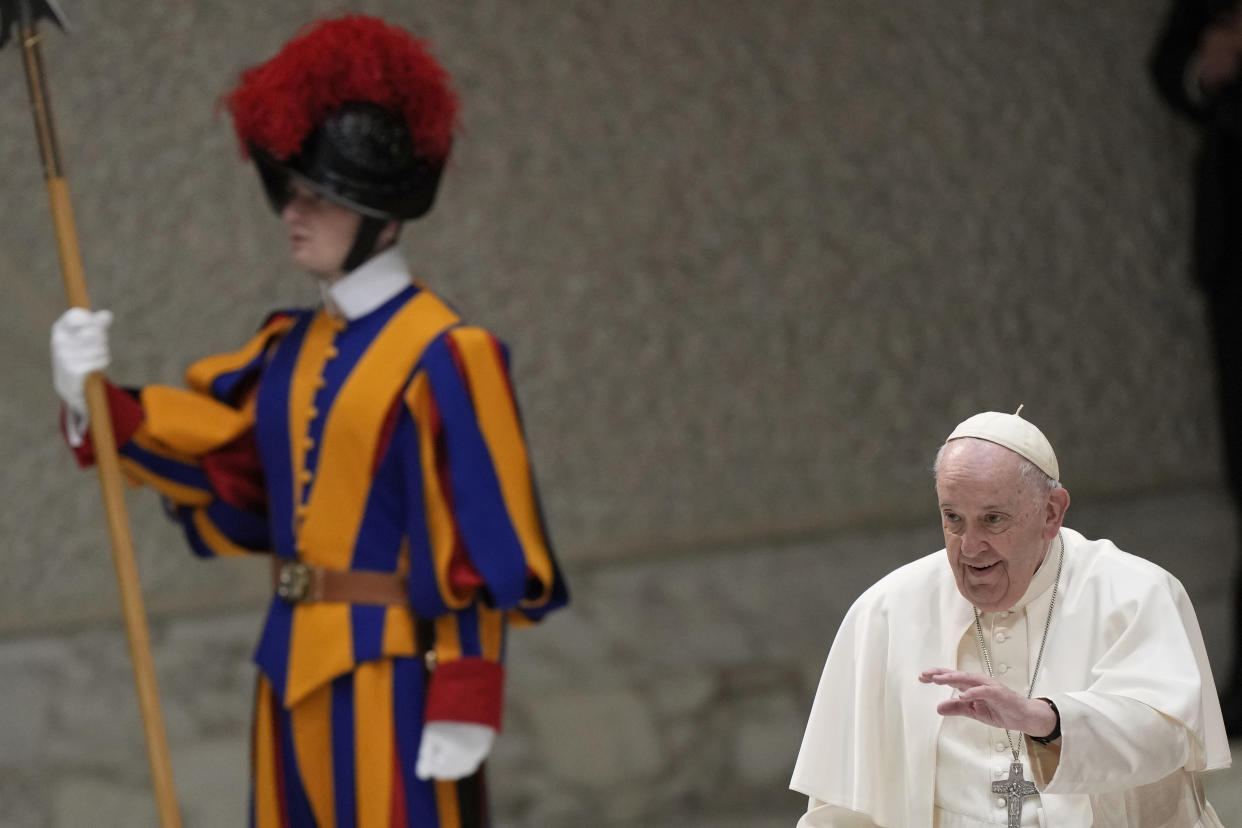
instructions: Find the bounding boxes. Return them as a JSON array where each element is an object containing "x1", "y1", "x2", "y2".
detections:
[
  {"x1": 280, "y1": 179, "x2": 361, "y2": 278},
  {"x1": 936, "y1": 439, "x2": 1064, "y2": 613}
]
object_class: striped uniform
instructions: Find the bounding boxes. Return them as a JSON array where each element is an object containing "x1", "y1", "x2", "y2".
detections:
[{"x1": 80, "y1": 280, "x2": 567, "y2": 827}]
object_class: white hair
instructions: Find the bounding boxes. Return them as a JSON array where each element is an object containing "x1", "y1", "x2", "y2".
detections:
[{"x1": 932, "y1": 440, "x2": 1060, "y2": 500}]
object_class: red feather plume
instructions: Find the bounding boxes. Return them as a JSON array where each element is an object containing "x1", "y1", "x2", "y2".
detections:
[{"x1": 224, "y1": 15, "x2": 458, "y2": 163}]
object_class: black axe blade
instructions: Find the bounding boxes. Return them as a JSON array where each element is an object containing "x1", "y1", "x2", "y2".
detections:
[{"x1": 0, "y1": 0, "x2": 68, "y2": 50}]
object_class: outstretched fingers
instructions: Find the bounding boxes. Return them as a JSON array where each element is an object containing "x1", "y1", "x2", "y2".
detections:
[
  {"x1": 918, "y1": 668, "x2": 990, "y2": 692},
  {"x1": 936, "y1": 696, "x2": 985, "y2": 716}
]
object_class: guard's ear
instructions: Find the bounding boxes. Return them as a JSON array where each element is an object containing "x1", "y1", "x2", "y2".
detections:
[{"x1": 1043, "y1": 487, "x2": 1070, "y2": 539}]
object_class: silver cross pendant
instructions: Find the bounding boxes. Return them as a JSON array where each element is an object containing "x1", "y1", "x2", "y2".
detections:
[{"x1": 991, "y1": 761, "x2": 1038, "y2": 828}]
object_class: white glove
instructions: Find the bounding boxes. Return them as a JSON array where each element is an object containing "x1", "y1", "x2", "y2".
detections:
[
  {"x1": 51, "y1": 307, "x2": 112, "y2": 445},
  {"x1": 414, "y1": 721, "x2": 496, "y2": 781}
]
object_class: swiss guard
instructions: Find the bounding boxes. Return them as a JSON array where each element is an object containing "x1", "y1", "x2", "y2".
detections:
[{"x1": 49, "y1": 14, "x2": 568, "y2": 828}]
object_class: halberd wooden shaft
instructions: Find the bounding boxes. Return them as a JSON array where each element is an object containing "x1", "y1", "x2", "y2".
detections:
[{"x1": 18, "y1": 19, "x2": 183, "y2": 828}]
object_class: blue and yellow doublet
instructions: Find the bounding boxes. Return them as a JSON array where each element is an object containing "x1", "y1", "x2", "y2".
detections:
[{"x1": 85, "y1": 282, "x2": 567, "y2": 828}]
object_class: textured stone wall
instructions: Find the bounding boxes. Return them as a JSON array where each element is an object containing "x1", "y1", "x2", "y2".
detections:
[
  {"x1": 0, "y1": 0, "x2": 1234, "y2": 826},
  {"x1": 2, "y1": 493, "x2": 1235, "y2": 827}
]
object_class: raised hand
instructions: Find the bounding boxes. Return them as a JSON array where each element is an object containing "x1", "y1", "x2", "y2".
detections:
[{"x1": 919, "y1": 668, "x2": 1057, "y2": 739}]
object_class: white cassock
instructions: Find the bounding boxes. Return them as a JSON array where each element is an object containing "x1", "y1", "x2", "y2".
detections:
[{"x1": 790, "y1": 527, "x2": 1231, "y2": 827}]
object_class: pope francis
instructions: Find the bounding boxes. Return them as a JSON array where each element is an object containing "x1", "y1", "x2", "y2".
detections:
[{"x1": 790, "y1": 410, "x2": 1231, "y2": 827}]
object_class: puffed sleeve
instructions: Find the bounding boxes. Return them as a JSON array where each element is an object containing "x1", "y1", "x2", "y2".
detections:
[
  {"x1": 398, "y1": 325, "x2": 568, "y2": 729},
  {"x1": 63, "y1": 313, "x2": 297, "y2": 557},
  {"x1": 402, "y1": 325, "x2": 567, "y2": 616}
]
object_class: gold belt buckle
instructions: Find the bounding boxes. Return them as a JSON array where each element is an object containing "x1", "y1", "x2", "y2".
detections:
[{"x1": 276, "y1": 561, "x2": 312, "y2": 604}]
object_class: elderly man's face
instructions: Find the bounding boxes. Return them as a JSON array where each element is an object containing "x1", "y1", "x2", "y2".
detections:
[{"x1": 936, "y1": 439, "x2": 1066, "y2": 612}]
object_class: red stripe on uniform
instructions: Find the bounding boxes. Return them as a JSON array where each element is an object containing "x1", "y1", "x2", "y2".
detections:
[
  {"x1": 484, "y1": 334, "x2": 518, "y2": 408},
  {"x1": 372, "y1": 393, "x2": 405, "y2": 477}
]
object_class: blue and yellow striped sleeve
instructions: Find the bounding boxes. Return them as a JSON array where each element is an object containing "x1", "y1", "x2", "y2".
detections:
[
  {"x1": 71, "y1": 315, "x2": 294, "y2": 558},
  {"x1": 401, "y1": 325, "x2": 568, "y2": 728},
  {"x1": 403, "y1": 325, "x2": 567, "y2": 617}
]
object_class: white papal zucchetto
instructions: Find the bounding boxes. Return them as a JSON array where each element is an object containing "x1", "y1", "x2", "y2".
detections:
[{"x1": 945, "y1": 406, "x2": 1059, "y2": 482}]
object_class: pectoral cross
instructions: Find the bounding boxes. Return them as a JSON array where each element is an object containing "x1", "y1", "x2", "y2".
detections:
[{"x1": 991, "y1": 761, "x2": 1038, "y2": 828}]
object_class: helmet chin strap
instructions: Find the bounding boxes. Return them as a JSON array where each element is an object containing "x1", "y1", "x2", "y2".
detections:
[{"x1": 341, "y1": 215, "x2": 388, "y2": 273}]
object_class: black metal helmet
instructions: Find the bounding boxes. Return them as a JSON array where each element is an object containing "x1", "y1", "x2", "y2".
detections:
[
  {"x1": 252, "y1": 101, "x2": 446, "y2": 221},
  {"x1": 226, "y1": 15, "x2": 458, "y2": 225}
]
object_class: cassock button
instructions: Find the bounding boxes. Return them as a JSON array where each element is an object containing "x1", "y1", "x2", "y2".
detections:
[
  {"x1": 995, "y1": 631, "x2": 1007, "y2": 642},
  {"x1": 999, "y1": 610, "x2": 1010, "y2": 618},
  {"x1": 994, "y1": 768, "x2": 1005, "y2": 779},
  {"x1": 995, "y1": 798, "x2": 1006, "y2": 808},
  {"x1": 998, "y1": 663, "x2": 1009, "y2": 674},
  {"x1": 995, "y1": 741, "x2": 1007, "y2": 752}
]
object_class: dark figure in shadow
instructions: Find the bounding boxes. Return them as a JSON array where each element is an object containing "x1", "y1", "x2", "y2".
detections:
[{"x1": 1150, "y1": 0, "x2": 1242, "y2": 734}]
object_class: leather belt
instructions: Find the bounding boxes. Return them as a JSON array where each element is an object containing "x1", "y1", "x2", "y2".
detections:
[{"x1": 272, "y1": 559, "x2": 408, "y2": 606}]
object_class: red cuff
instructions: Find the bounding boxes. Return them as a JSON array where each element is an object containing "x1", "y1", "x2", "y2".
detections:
[
  {"x1": 65, "y1": 383, "x2": 144, "y2": 468},
  {"x1": 425, "y1": 658, "x2": 504, "y2": 731}
]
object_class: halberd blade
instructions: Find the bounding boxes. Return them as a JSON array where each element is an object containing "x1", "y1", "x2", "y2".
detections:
[{"x1": 0, "y1": 0, "x2": 68, "y2": 50}]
